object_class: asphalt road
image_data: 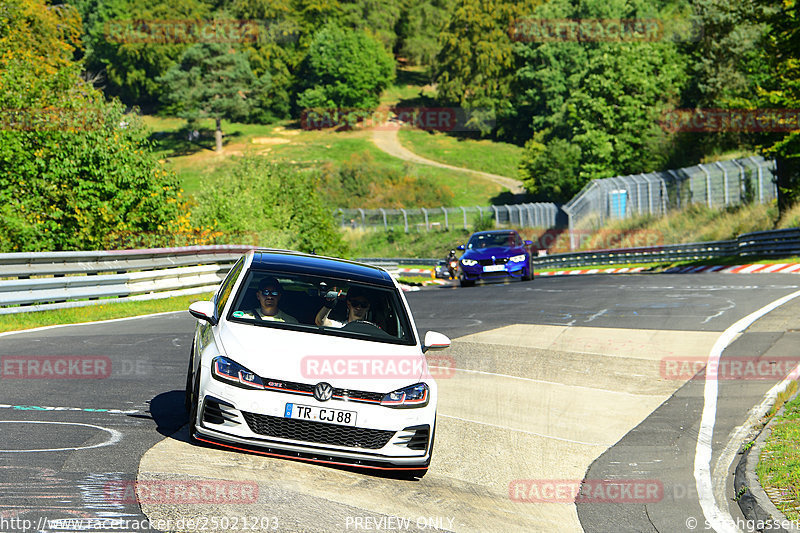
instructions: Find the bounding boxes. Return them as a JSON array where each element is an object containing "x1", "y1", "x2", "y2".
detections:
[{"x1": 0, "y1": 273, "x2": 798, "y2": 532}]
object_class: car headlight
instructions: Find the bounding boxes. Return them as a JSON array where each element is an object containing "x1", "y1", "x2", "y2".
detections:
[
  {"x1": 212, "y1": 356, "x2": 264, "y2": 389},
  {"x1": 509, "y1": 254, "x2": 526, "y2": 263},
  {"x1": 381, "y1": 383, "x2": 429, "y2": 408},
  {"x1": 461, "y1": 259, "x2": 478, "y2": 267}
]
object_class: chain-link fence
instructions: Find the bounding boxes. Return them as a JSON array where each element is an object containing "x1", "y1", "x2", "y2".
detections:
[
  {"x1": 334, "y1": 156, "x2": 776, "y2": 240},
  {"x1": 334, "y1": 203, "x2": 564, "y2": 231},
  {"x1": 563, "y1": 156, "x2": 776, "y2": 236}
]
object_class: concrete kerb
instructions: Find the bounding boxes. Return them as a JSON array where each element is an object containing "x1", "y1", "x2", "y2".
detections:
[{"x1": 735, "y1": 388, "x2": 800, "y2": 533}]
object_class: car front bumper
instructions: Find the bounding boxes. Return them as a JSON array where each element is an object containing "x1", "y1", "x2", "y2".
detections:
[
  {"x1": 460, "y1": 261, "x2": 527, "y2": 281},
  {"x1": 193, "y1": 380, "x2": 435, "y2": 468}
]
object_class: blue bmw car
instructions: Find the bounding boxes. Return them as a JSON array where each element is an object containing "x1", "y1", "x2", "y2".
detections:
[{"x1": 457, "y1": 230, "x2": 534, "y2": 287}]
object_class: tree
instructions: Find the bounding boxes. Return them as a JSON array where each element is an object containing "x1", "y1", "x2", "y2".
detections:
[
  {"x1": 435, "y1": 0, "x2": 538, "y2": 134},
  {"x1": 158, "y1": 43, "x2": 271, "y2": 152},
  {"x1": 513, "y1": 0, "x2": 689, "y2": 201},
  {"x1": 395, "y1": 0, "x2": 455, "y2": 66},
  {"x1": 0, "y1": 0, "x2": 187, "y2": 252},
  {"x1": 753, "y1": 0, "x2": 800, "y2": 213},
  {"x1": 75, "y1": 0, "x2": 211, "y2": 107},
  {"x1": 295, "y1": 24, "x2": 395, "y2": 112}
]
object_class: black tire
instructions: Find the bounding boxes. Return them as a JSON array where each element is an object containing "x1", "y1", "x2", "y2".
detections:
[
  {"x1": 522, "y1": 261, "x2": 532, "y2": 281},
  {"x1": 185, "y1": 342, "x2": 200, "y2": 442},
  {"x1": 459, "y1": 277, "x2": 475, "y2": 288},
  {"x1": 184, "y1": 341, "x2": 195, "y2": 414},
  {"x1": 188, "y1": 373, "x2": 200, "y2": 442}
]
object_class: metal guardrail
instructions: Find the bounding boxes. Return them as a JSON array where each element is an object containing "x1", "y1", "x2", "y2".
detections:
[
  {"x1": 535, "y1": 227, "x2": 800, "y2": 269},
  {"x1": 0, "y1": 245, "x2": 256, "y2": 315},
  {"x1": 371, "y1": 228, "x2": 800, "y2": 271},
  {"x1": 0, "y1": 247, "x2": 401, "y2": 315},
  {"x1": 3, "y1": 227, "x2": 797, "y2": 314}
]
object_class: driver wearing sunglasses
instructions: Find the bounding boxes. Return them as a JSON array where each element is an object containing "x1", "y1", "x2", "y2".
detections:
[{"x1": 240, "y1": 277, "x2": 298, "y2": 323}]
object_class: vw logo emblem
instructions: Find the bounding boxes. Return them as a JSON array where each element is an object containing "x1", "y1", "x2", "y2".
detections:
[{"x1": 314, "y1": 382, "x2": 333, "y2": 402}]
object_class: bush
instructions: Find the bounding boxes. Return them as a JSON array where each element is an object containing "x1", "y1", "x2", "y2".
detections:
[
  {"x1": 320, "y1": 153, "x2": 453, "y2": 208},
  {"x1": 295, "y1": 24, "x2": 395, "y2": 112},
  {"x1": 193, "y1": 157, "x2": 347, "y2": 256}
]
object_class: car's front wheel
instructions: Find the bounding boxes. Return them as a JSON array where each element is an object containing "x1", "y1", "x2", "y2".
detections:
[
  {"x1": 185, "y1": 343, "x2": 200, "y2": 442},
  {"x1": 522, "y1": 261, "x2": 533, "y2": 281},
  {"x1": 459, "y1": 277, "x2": 475, "y2": 288}
]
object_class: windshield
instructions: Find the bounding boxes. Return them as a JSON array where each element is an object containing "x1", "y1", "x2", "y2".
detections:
[
  {"x1": 467, "y1": 232, "x2": 520, "y2": 249},
  {"x1": 227, "y1": 269, "x2": 416, "y2": 345}
]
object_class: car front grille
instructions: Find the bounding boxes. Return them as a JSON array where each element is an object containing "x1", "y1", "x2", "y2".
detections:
[
  {"x1": 241, "y1": 411, "x2": 395, "y2": 449},
  {"x1": 478, "y1": 258, "x2": 509, "y2": 266},
  {"x1": 263, "y1": 379, "x2": 384, "y2": 404}
]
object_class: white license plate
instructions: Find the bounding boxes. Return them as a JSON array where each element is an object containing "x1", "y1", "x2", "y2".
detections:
[
  {"x1": 284, "y1": 403, "x2": 357, "y2": 426},
  {"x1": 483, "y1": 264, "x2": 506, "y2": 272}
]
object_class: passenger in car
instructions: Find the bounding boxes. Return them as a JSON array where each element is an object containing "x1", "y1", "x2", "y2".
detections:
[
  {"x1": 240, "y1": 277, "x2": 299, "y2": 323},
  {"x1": 315, "y1": 286, "x2": 373, "y2": 327}
]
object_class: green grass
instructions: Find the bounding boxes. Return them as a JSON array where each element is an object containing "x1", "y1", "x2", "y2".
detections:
[
  {"x1": 398, "y1": 129, "x2": 524, "y2": 179},
  {"x1": 757, "y1": 386, "x2": 800, "y2": 521},
  {"x1": 144, "y1": 115, "x2": 504, "y2": 206},
  {"x1": 0, "y1": 293, "x2": 213, "y2": 334}
]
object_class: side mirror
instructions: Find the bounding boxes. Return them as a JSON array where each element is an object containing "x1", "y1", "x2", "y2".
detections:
[
  {"x1": 422, "y1": 331, "x2": 451, "y2": 353},
  {"x1": 524, "y1": 240, "x2": 533, "y2": 246},
  {"x1": 189, "y1": 301, "x2": 217, "y2": 326},
  {"x1": 456, "y1": 244, "x2": 465, "y2": 251}
]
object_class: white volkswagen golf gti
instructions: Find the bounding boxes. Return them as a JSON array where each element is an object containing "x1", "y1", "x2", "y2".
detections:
[{"x1": 185, "y1": 250, "x2": 450, "y2": 476}]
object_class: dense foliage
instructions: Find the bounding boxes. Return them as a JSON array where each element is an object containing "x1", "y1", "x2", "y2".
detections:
[
  {"x1": 294, "y1": 24, "x2": 395, "y2": 111},
  {"x1": 192, "y1": 157, "x2": 347, "y2": 256},
  {"x1": 0, "y1": 0, "x2": 188, "y2": 252},
  {"x1": 158, "y1": 42, "x2": 270, "y2": 151},
  {"x1": 4, "y1": 0, "x2": 800, "y2": 254}
]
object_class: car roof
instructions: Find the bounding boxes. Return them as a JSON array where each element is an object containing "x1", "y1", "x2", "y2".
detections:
[{"x1": 250, "y1": 250, "x2": 396, "y2": 288}]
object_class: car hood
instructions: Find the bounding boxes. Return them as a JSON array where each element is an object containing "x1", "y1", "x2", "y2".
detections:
[
  {"x1": 462, "y1": 246, "x2": 526, "y2": 260},
  {"x1": 218, "y1": 321, "x2": 429, "y2": 392}
]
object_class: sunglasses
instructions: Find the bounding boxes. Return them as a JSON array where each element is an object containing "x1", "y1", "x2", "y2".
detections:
[
  {"x1": 260, "y1": 289, "x2": 280, "y2": 296},
  {"x1": 349, "y1": 299, "x2": 369, "y2": 308}
]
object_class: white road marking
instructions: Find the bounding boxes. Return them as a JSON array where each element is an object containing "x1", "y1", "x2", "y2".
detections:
[
  {"x1": 585, "y1": 309, "x2": 608, "y2": 323},
  {"x1": 0, "y1": 421, "x2": 122, "y2": 453},
  {"x1": 439, "y1": 413, "x2": 606, "y2": 447},
  {"x1": 695, "y1": 288, "x2": 800, "y2": 533},
  {"x1": 0, "y1": 310, "x2": 186, "y2": 338}
]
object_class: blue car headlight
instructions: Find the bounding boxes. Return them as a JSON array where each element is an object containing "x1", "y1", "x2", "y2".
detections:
[
  {"x1": 380, "y1": 383, "x2": 429, "y2": 408},
  {"x1": 461, "y1": 259, "x2": 478, "y2": 267},
  {"x1": 509, "y1": 254, "x2": 526, "y2": 263},
  {"x1": 212, "y1": 356, "x2": 264, "y2": 389}
]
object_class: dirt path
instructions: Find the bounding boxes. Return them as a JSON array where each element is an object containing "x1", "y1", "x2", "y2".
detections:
[{"x1": 371, "y1": 127, "x2": 526, "y2": 195}]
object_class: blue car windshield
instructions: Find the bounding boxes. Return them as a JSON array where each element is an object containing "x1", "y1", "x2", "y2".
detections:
[{"x1": 467, "y1": 232, "x2": 519, "y2": 249}]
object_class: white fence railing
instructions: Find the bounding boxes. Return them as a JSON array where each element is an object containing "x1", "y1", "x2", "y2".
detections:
[
  {"x1": 0, "y1": 245, "x2": 255, "y2": 315},
  {"x1": 0, "y1": 246, "x2": 400, "y2": 315}
]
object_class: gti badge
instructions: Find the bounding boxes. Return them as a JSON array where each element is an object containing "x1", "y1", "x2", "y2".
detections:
[{"x1": 314, "y1": 382, "x2": 333, "y2": 402}]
